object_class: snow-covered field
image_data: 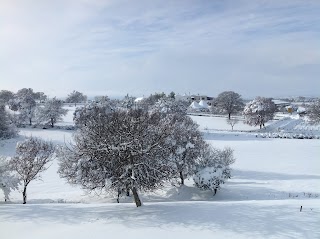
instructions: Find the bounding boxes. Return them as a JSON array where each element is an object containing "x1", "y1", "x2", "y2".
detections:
[{"x1": 1, "y1": 108, "x2": 319, "y2": 239}]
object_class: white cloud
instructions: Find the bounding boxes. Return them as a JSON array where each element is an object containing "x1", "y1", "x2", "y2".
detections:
[{"x1": 0, "y1": 0, "x2": 319, "y2": 98}]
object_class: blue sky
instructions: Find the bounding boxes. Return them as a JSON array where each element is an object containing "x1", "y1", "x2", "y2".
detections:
[{"x1": 1, "y1": 0, "x2": 319, "y2": 98}]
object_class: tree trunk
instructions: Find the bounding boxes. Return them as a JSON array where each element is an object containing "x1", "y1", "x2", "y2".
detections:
[
  {"x1": 131, "y1": 187, "x2": 142, "y2": 207},
  {"x1": 51, "y1": 118, "x2": 54, "y2": 127},
  {"x1": 179, "y1": 171, "x2": 184, "y2": 185},
  {"x1": 125, "y1": 184, "x2": 130, "y2": 196},
  {"x1": 213, "y1": 188, "x2": 217, "y2": 196},
  {"x1": 29, "y1": 118, "x2": 32, "y2": 126},
  {"x1": 228, "y1": 113, "x2": 231, "y2": 119},
  {"x1": 22, "y1": 185, "x2": 27, "y2": 204},
  {"x1": 117, "y1": 188, "x2": 121, "y2": 203}
]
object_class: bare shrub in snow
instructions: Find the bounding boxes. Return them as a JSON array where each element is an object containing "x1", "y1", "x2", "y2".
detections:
[
  {"x1": 36, "y1": 97, "x2": 67, "y2": 127},
  {"x1": 9, "y1": 137, "x2": 54, "y2": 204},
  {"x1": 226, "y1": 117, "x2": 239, "y2": 130},
  {"x1": 243, "y1": 97, "x2": 276, "y2": 129},
  {"x1": 0, "y1": 157, "x2": 20, "y2": 201},
  {"x1": 194, "y1": 145, "x2": 235, "y2": 196},
  {"x1": 307, "y1": 99, "x2": 320, "y2": 124},
  {"x1": 215, "y1": 91, "x2": 244, "y2": 119},
  {"x1": 58, "y1": 108, "x2": 176, "y2": 207}
]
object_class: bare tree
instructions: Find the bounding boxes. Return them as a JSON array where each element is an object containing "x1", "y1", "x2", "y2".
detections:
[
  {"x1": 15, "y1": 88, "x2": 37, "y2": 125},
  {"x1": 308, "y1": 99, "x2": 320, "y2": 124},
  {"x1": 58, "y1": 109, "x2": 176, "y2": 207},
  {"x1": 215, "y1": 91, "x2": 244, "y2": 119},
  {"x1": 243, "y1": 97, "x2": 276, "y2": 129},
  {"x1": 9, "y1": 137, "x2": 54, "y2": 204},
  {"x1": 36, "y1": 97, "x2": 68, "y2": 127},
  {"x1": 226, "y1": 117, "x2": 239, "y2": 131},
  {"x1": 65, "y1": 90, "x2": 87, "y2": 106}
]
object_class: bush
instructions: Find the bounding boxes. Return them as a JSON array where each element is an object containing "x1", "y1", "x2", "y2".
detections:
[{"x1": 194, "y1": 146, "x2": 235, "y2": 195}]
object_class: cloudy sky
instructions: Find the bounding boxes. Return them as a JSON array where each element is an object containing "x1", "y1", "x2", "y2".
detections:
[{"x1": 1, "y1": 0, "x2": 319, "y2": 99}]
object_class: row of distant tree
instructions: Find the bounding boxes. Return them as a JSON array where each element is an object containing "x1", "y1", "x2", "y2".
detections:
[
  {"x1": 0, "y1": 89, "x2": 86, "y2": 130},
  {"x1": 1, "y1": 88, "x2": 320, "y2": 139}
]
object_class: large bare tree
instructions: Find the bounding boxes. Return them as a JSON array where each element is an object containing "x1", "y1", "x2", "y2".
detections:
[
  {"x1": 215, "y1": 91, "x2": 244, "y2": 119},
  {"x1": 58, "y1": 109, "x2": 176, "y2": 207}
]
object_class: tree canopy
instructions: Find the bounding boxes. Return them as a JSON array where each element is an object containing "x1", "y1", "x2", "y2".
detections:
[
  {"x1": 215, "y1": 91, "x2": 244, "y2": 119},
  {"x1": 243, "y1": 97, "x2": 276, "y2": 129}
]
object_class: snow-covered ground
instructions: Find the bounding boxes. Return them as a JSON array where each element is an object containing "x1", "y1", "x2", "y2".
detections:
[
  {"x1": 1, "y1": 109, "x2": 319, "y2": 239},
  {"x1": 1, "y1": 200, "x2": 319, "y2": 239}
]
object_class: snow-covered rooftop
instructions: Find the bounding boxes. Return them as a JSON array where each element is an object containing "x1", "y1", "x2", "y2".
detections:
[
  {"x1": 189, "y1": 101, "x2": 201, "y2": 109},
  {"x1": 199, "y1": 100, "x2": 209, "y2": 108}
]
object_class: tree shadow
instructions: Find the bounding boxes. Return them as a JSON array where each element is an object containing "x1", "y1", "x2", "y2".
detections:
[
  {"x1": 233, "y1": 169, "x2": 320, "y2": 181},
  {"x1": 0, "y1": 135, "x2": 26, "y2": 157},
  {"x1": 0, "y1": 202, "x2": 319, "y2": 238},
  {"x1": 203, "y1": 132, "x2": 271, "y2": 141}
]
